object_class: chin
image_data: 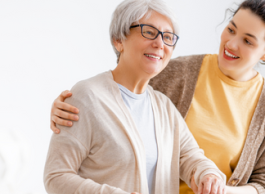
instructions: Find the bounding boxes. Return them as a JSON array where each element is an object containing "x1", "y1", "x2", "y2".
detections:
[
  {"x1": 219, "y1": 60, "x2": 239, "y2": 73},
  {"x1": 218, "y1": 52, "x2": 236, "y2": 71},
  {"x1": 144, "y1": 66, "x2": 164, "y2": 78}
]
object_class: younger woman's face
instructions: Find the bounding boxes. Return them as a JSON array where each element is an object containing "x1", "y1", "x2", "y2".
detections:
[{"x1": 218, "y1": 8, "x2": 265, "y2": 77}]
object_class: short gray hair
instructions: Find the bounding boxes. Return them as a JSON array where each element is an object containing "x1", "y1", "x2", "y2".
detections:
[{"x1": 109, "y1": 0, "x2": 179, "y2": 62}]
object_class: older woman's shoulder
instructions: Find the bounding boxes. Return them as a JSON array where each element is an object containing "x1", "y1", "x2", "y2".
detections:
[{"x1": 70, "y1": 71, "x2": 114, "y2": 99}]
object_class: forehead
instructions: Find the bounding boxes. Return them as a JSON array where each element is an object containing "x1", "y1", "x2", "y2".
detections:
[
  {"x1": 232, "y1": 9, "x2": 265, "y2": 40},
  {"x1": 139, "y1": 11, "x2": 174, "y2": 32}
]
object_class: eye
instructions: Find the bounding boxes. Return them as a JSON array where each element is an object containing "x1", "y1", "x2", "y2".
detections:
[
  {"x1": 244, "y1": 39, "x2": 252, "y2": 45},
  {"x1": 228, "y1": 27, "x2": 234, "y2": 34},
  {"x1": 143, "y1": 30, "x2": 156, "y2": 36},
  {"x1": 164, "y1": 34, "x2": 172, "y2": 41}
]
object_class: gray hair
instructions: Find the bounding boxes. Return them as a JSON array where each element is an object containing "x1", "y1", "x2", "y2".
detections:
[{"x1": 109, "y1": 0, "x2": 179, "y2": 62}]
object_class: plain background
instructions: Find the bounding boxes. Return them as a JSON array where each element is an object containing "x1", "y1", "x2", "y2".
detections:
[{"x1": 1, "y1": 0, "x2": 265, "y2": 193}]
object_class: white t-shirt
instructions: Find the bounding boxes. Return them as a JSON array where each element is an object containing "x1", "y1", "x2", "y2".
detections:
[{"x1": 117, "y1": 83, "x2": 158, "y2": 194}]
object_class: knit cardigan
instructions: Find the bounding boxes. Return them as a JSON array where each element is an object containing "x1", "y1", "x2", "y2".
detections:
[
  {"x1": 44, "y1": 71, "x2": 225, "y2": 194},
  {"x1": 149, "y1": 54, "x2": 265, "y2": 194}
]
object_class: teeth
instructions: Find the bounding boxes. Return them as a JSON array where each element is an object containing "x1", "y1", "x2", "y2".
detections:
[
  {"x1": 145, "y1": 54, "x2": 160, "y2": 59},
  {"x1": 225, "y1": 50, "x2": 239, "y2": 58}
]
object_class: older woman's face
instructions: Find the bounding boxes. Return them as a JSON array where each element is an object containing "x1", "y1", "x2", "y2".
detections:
[{"x1": 116, "y1": 11, "x2": 174, "y2": 79}]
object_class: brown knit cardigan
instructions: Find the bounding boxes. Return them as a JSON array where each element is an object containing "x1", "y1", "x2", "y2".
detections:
[{"x1": 149, "y1": 54, "x2": 265, "y2": 194}]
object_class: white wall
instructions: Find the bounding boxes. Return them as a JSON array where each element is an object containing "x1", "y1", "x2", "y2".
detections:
[{"x1": 1, "y1": 0, "x2": 264, "y2": 193}]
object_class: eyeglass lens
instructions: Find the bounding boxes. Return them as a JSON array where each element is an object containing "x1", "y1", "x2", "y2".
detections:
[{"x1": 141, "y1": 25, "x2": 177, "y2": 46}]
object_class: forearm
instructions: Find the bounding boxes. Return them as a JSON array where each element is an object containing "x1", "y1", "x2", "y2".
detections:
[
  {"x1": 45, "y1": 173, "x2": 128, "y2": 194},
  {"x1": 181, "y1": 149, "x2": 226, "y2": 186},
  {"x1": 226, "y1": 185, "x2": 258, "y2": 194},
  {"x1": 178, "y1": 113, "x2": 226, "y2": 186}
]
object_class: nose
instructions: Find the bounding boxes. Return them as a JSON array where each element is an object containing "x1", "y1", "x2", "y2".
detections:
[
  {"x1": 152, "y1": 33, "x2": 164, "y2": 49},
  {"x1": 226, "y1": 36, "x2": 239, "y2": 51}
]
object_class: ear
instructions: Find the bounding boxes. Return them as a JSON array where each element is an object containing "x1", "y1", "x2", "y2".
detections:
[{"x1": 113, "y1": 39, "x2": 124, "y2": 53}]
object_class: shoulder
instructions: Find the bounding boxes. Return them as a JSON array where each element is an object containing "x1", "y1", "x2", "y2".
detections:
[
  {"x1": 66, "y1": 71, "x2": 114, "y2": 107},
  {"x1": 71, "y1": 71, "x2": 112, "y2": 97}
]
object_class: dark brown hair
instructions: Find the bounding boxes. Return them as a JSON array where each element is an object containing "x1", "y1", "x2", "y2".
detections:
[{"x1": 234, "y1": 0, "x2": 265, "y2": 22}]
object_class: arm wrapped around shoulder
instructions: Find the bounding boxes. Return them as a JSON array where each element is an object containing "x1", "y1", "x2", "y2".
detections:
[{"x1": 44, "y1": 84, "x2": 130, "y2": 194}]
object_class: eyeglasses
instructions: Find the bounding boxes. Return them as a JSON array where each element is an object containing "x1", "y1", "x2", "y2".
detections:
[{"x1": 130, "y1": 24, "x2": 179, "y2": 46}]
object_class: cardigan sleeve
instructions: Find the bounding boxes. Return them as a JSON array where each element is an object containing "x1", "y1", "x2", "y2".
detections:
[
  {"x1": 43, "y1": 91, "x2": 129, "y2": 194},
  {"x1": 44, "y1": 129, "x2": 128, "y2": 194},
  {"x1": 247, "y1": 137, "x2": 265, "y2": 194},
  {"x1": 175, "y1": 107, "x2": 226, "y2": 187}
]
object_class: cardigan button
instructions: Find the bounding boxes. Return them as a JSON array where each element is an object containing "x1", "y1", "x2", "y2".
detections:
[{"x1": 231, "y1": 178, "x2": 240, "y2": 186}]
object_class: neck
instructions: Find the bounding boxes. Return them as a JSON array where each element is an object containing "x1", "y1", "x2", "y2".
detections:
[
  {"x1": 218, "y1": 65, "x2": 258, "y2": 82},
  {"x1": 112, "y1": 64, "x2": 150, "y2": 94}
]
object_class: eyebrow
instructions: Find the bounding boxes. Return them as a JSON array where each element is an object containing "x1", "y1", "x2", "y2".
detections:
[
  {"x1": 145, "y1": 23, "x2": 173, "y2": 33},
  {"x1": 230, "y1": 20, "x2": 257, "y2": 41}
]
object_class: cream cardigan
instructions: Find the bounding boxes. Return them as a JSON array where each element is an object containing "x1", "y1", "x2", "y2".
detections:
[{"x1": 44, "y1": 71, "x2": 225, "y2": 194}]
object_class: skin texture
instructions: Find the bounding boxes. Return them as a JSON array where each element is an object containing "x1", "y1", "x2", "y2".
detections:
[
  {"x1": 191, "y1": 175, "x2": 226, "y2": 194},
  {"x1": 49, "y1": 7, "x2": 265, "y2": 194}
]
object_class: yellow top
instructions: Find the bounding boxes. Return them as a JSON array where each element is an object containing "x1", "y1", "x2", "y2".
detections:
[{"x1": 180, "y1": 54, "x2": 264, "y2": 194}]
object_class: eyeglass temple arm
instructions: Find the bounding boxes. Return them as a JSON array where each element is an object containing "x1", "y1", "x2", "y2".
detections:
[{"x1": 129, "y1": 25, "x2": 140, "y2": 29}]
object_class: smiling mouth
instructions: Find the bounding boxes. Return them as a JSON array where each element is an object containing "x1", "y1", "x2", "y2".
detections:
[
  {"x1": 224, "y1": 49, "x2": 239, "y2": 59},
  {"x1": 144, "y1": 54, "x2": 161, "y2": 60}
]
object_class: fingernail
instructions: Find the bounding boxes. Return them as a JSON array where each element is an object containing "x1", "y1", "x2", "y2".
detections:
[
  {"x1": 67, "y1": 121, "x2": 72, "y2": 126},
  {"x1": 74, "y1": 108, "x2": 79, "y2": 113},
  {"x1": 74, "y1": 115, "x2": 78, "y2": 120},
  {"x1": 55, "y1": 130, "x2": 59, "y2": 134}
]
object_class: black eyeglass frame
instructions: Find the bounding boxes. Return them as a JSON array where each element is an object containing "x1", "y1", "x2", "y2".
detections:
[{"x1": 130, "y1": 24, "x2": 179, "y2": 46}]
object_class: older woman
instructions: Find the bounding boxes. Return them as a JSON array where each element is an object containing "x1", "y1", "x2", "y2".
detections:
[
  {"x1": 44, "y1": 0, "x2": 226, "y2": 194},
  {"x1": 50, "y1": 0, "x2": 265, "y2": 194}
]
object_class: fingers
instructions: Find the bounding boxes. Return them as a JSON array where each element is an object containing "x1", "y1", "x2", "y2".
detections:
[
  {"x1": 209, "y1": 178, "x2": 218, "y2": 194},
  {"x1": 59, "y1": 90, "x2": 73, "y2": 101},
  {"x1": 191, "y1": 175, "x2": 198, "y2": 194},
  {"x1": 198, "y1": 181, "x2": 203, "y2": 194},
  {"x1": 51, "y1": 115, "x2": 73, "y2": 127},
  {"x1": 53, "y1": 100, "x2": 79, "y2": 114},
  {"x1": 50, "y1": 90, "x2": 79, "y2": 134},
  {"x1": 202, "y1": 181, "x2": 212, "y2": 194},
  {"x1": 53, "y1": 107, "x2": 79, "y2": 121},
  {"x1": 199, "y1": 174, "x2": 225, "y2": 194},
  {"x1": 222, "y1": 186, "x2": 226, "y2": 194},
  {"x1": 217, "y1": 186, "x2": 224, "y2": 194},
  {"x1": 50, "y1": 121, "x2": 61, "y2": 134}
]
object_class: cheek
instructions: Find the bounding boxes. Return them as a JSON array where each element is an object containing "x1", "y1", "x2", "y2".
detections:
[
  {"x1": 246, "y1": 48, "x2": 263, "y2": 63},
  {"x1": 220, "y1": 31, "x2": 228, "y2": 43},
  {"x1": 165, "y1": 47, "x2": 173, "y2": 59}
]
